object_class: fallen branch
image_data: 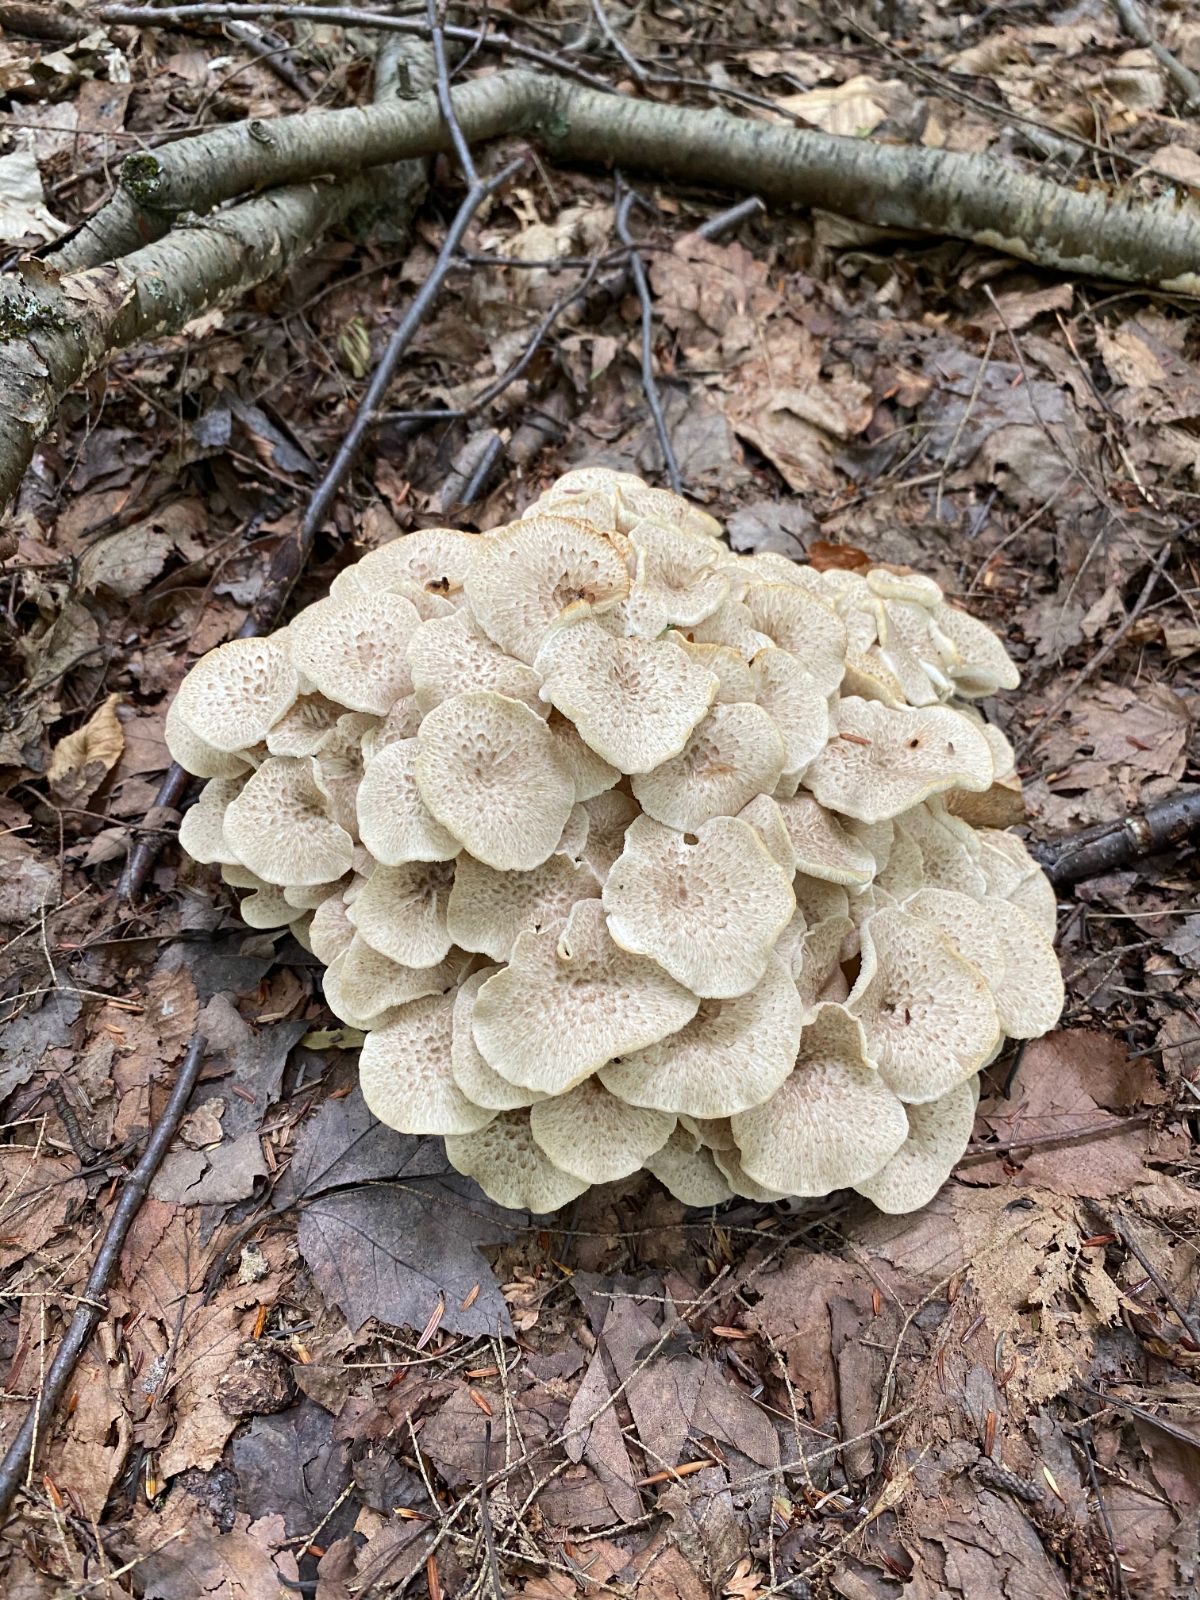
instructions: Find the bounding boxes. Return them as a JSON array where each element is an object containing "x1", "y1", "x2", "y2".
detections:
[
  {"x1": 0, "y1": 1036, "x2": 207, "y2": 1524},
  {"x1": 1035, "y1": 790, "x2": 1200, "y2": 886},
  {"x1": 7, "y1": 47, "x2": 1200, "y2": 503}
]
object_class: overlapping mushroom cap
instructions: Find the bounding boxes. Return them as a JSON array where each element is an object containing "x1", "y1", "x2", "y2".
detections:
[{"x1": 169, "y1": 467, "x2": 1062, "y2": 1216}]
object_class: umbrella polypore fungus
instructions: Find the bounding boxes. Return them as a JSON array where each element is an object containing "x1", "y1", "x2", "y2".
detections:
[{"x1": 170, "y1": 469, "x2": 1063, "y2": 1218}]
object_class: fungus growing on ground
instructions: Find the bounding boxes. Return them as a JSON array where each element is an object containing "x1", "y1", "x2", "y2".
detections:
[{"x1": 170, "y1": 467, "x2": 1063, "y2": 1215}]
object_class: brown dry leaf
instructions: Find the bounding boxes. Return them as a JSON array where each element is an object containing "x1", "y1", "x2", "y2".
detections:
[
  {"x1": 0, "y1": 1148, "x2": 87, "y2": 1273},
  {"x1": 742, "y1": 1254, "x2": 871, "y2": 1428},
  {"x1": 969, "y1": 1032, "x2": 1150, "y2": 1198},
  {"x1": 47, "y1": 692, "x2": 124, "y2": 803},
  {"x1": 1052, "y1": 683, "x2": 1191, "y2": 805},
  {"x1": 45, "y1": 1343, "x2": 132, "y2": 1520},
  {"x1": 775, "y1": 76, "x2": 910, "y2": 136},
  {"x1": 1142, "y1": 143, "x2": 1200, "y2": 188},
  {"x1": 131, "y1": 1498, "x2": 300, "y2": 1600}
]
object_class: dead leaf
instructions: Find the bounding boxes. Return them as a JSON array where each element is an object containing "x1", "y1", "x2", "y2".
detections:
[
  {"x1": 0, "y1": 139, "x2": 65, "y2": 245},
  {"x1": 47, "y1": 693, "x2": 124, "y2": 803}
]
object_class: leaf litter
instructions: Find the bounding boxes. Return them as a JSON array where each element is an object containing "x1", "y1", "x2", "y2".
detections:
[{"x1": 1, "y1": 3, "x2": 1199, "y2": 1597}]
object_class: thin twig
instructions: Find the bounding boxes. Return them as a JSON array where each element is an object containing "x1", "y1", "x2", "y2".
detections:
[
  {"x1": 1037, "y1": 788, "x2": 1200, "y2": 886},
  {"x1": 1075, "y1": 1381, "x2": 1200, "y2": 1452},
  {"x1": 0, "y1": 1037, "x2": 207, "y2": 1522},
  {"x1": 1076, "y1": 1424, "x2": 1126, "y2": 1600},
  {"x1": 614, "y1": 182, "x2": 681, "y2": 494},
  {"x1": 1091, "y1": 1204, "x2": 1200, "y2": 1347},
  {"x1": 589, "y1": 0, "x2": 645, "y2": 83},
  {"x1": 117, "y1": 762, "x2": 193, "y2": 902},
  {"x1": 1016, "y1": 543, "x2": 1172, "y2": 758},
  {"x1": 1111, "y1": 0, "x2": 1200, "y2": 111},
  {"x1": 427, "y1": 0, "x2": 477, "y2": 184},
  {"x1": 478, "y1": 1422, "x2": 504, "y2": 1600},
  {"x1": 695, "y1": 195, "x2": 765, "y2": 240}
]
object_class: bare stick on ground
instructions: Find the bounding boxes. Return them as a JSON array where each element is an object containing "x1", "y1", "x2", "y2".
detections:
[
  {"x1": 616, "y1": 183, "x2": 682, "y2": 494},
  {"x1": 1035, "y1": 789, "x2": 1200, "y2": 886},
  {"x1": 1112, "y1": 0, "x2": 1200, "y2": 111},
  {"x1": 0, "y1": 1036, "x2": 207, "y2": 1524}
]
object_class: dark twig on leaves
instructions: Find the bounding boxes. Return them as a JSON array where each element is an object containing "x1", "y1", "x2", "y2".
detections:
[
  {"x1": 1076, "y1": 1426, "x2": 1126, "y2": 1600},
  {"x1": 615, "y1": 183, "x2": 681, "y2": 494},
  {"x1": 479, "y1": 1422, "x2": 505, "y2": 1600},
  {"x1": 1112, "y1": 0, "x2": 1200, "y2": 111},
  {"x1": 1017, "y1": 543, "x2": 1172, "y2": 759},
  {"x1": 696, "y1": 195, "x2": 765, "y2": 240},
  {"x1": 1075, "y1": 1381, "x2": 1200, "y2": 1453},
  {"x1": 0, "y1": 1037, "x2": 207, "y2": 1524},
  {"x1": 225, "y1": 18, "x2": 313, "y2": 98},
  {"x1": 117, "y1": 762, "x2": 193, "y2": 902},
  {"x1": 1035, "y1": 789, "x2": 1200, "y2": 886},
  {"x1": 590, "y1": 0, "x2": 646, "y2": 83},
  {"x1": 459, "y1": 433, "x2": 505, "y2": 508},
  {"x1": 1089, "y1": 1204, "x2": 1200, "y2": 1348}
]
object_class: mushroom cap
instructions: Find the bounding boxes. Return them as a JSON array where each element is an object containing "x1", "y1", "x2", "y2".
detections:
[
  {"x1": 731, "y1": 1003, "x2": 909, "y2": 1196},
  {"x1": 355, "y1": 737, "x2": 460, "y2": 867},
  {"x1": 975, "y1": 828, "x2": 1058, "y2": 938},
  {"x1": 892, "y1": 802, "x2": 987, "y2": 898},
  {"x1": 175, "y1": 637, "x2": 299, "y2": 754},
  {"x1": 866, "y1": 568, "x2": 943, "y2": 609},
  {"x1": 631, "y1": 702, "x2": 786, "y2": 831},
  {"x1": 739, "y1": 583, "x2": 847, "y2": 695},
  {"x1": 287, "y1": 590, "x2": 420, "y2": 715},
  {"x1": 353, "y1": 527, "x2": 481, "y2": 601},
  {"x1": 644, "y1": 1127, "x2": 735, "y2": 1206},
  {"x1": 221, "y1": 757, "x2": 355, "y2": 886},
  {"x1": 359, "y1": 990, "x2": 495, "y2": 1135},
  {"x1": 603, "y1": 815, "x2": 795, "y2": 999},
  {"x1": 543, "y1": 710, "x2": 620, "y2": 801},
  {"x1": 324, "y1": 938, "x2": 468, "y2": 1030},
  {"x1": 580, "y1": 789, "x2": 639, "y2": 880},
  {"x1": 165, "y1": 696, "x2": 252, "y2": 779},
  {"x1": 309, "y1": 891, "x2": 356, "y2": 966},
  {"x1": 854, "y1": 1076, "x2": 978, "y2": 1214},
  {"x1": 945, "y1": 721, "x2": 1024, "y2": 828},
  {"x1": 738, "y1": 794, "x2": 798, "y2": 875},
  {"x1": 414, "y1": 691, "x2": 575, "y2": 871},
  {"x1": 623, "y1": 517, "x2": 730, "y2": 630},
  {"x1": 928, "y1": 602, "x2": 1020, "y2": 695},
  {"x1": 793, "y1": 913, "x2": 856, "y2": 1015},
  {"x1": 749, "y1": 647, "x2": 831, "y2": 776},
  {"x1": 710, "y1": 1144, "x2": 790, "y2": 1202},
  {"x1": 905, "y1": 887, "x2": 1064, "y2": 1040},
  {"x1": 264, "y1": 693, "x2": 344, "y2": 758},
  {"x1": 773, "y1": 794, "x2": 875, "y2": 886},
  {"x1": 445, "y1": 1111, "x2": 590, "y2": 1212},
  {"x1": 529, "y1": 1078, "x2": 675, "y2": 1184},
  {"x1": 237, "y1": 881, "x2": 297, "y2": 929},
  {"x1": 847, "y1": 906, "x2": 1000, "y2": 1102},
  {"x1": 790, "y1": 874, "x2": 851, "y2": 927},
  {"x1": 667, "y1": 638, "x2": 757, "y2": 704},
  {"x1": 599, "y1": 951, "x2": 804, "y2": 1118},
  {"x1": 407, "y1": 610, "x2": 545, "y2": 715},
  {"x1": 804, "y1": 697, "x2": 994, "y2": 823},
  {"x1": 347, "y1": 860, "x2": 456, "y2": 968},
  {"x1": 450, "y1": 968, "x2": 546, "y2": 1111},
  {"x1": 615, "y1": 482, "x2": 723, "y2": 541},
  {"x1": 535, "y1": 620, "x2": 718, "y2": 775},
  {"x1": 360, "y1": 694, "x2": 423, "y2": 763},
  {"x1": 447, "y1": 850, "x2": 599, "y2": 962},
  {"x1": 179, "y1": 776, "x2": 243, "y2": 866},
  {"x1": 470, "y1": 898, "x2": 700, "y2": 1095},
  {"x1": 464, "y1": 514, "x2": 631, "y2": 663}
]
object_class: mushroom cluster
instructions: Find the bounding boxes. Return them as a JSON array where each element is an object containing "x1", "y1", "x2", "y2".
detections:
[{"x1": 169, "y1": 468, "x2": 1063, "y2": 1215}]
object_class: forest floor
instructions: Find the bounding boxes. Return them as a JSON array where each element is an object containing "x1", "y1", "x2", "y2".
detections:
[{"x1": 1, "y1": 3, "x2": 1199, "y2": 1597}]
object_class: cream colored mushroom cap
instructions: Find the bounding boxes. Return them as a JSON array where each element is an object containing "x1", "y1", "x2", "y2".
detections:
[
  {"x1": 737, "y1": 794, "x2": 798, "y2": 875},
  {"x1": 804, "y1": 697, "x2": 993, "y2": 824},
  {"x1": 667, "y1": 638, "x2": 757, "y2": 704},
  {"x1": 285, "y1": 590, "x2": 420, "y2": 715},
  {"x1": 407, "y1": 611, "x2": 545, "y2": 715},
  {"x1": 866, "y1": 568, "x2": 944, "y2": 608},
  {"x1": 604, "y1": 815, "x2": 795, "y2": 999},
  {"x1": 855, "y1": 1076, "x2": 978, "y2": 1214},
  {"x1": 359, "y1": 991, "x2": 495, "y2": 1136},
  {"x1": 631, "y1": 702, "x2": 786, "y2": 831},
  {"x1": 740, "y1": 583, "x2": 847, "y2": 695},
  {"x1": 905, "y1": 887, "x2": 1063, "y2": 1040},
  {"x1": 625, "y1": 517, "x2": 730, "y2": 627},
  {"x1": 599, "y1": 951, "x2": 804, "y2": 1118},
  {"x1": 542, "y1": 711, "x2": 620, "y2": 802},
  {"x1": 975, "y1": 828, "x2": 1058, "y2": 938},
  {"x1": 238, "y1": 881, "x2": 297, "y2": 929},
  {"x1": 535, "y1": 620, "x2": 718, "y2": 775},
  {"x1": 773, "y1": 794, "x2": 875, "y2": 886},
  {"x1": 749, "y1": 647, "x2": 831, "y2": 776},
  {"x1": 175, "y1": 636, "x2": 299, "y2": 754},
  {"x1": 928, "y1": 602, "x2": 1020, "y2": 694},
  {"x1": 470, "y1": 898, "x2": 699, "y2": 1095},
  {"x1": 414, "y1": 691, "x2": 575, "y2": 871},
  {"x1": 179, "y1": 776, "x2": 243, "y2": 866},
  {"x1": 731, "y1": 1003, "x2": 908, "y2": 1196},
  {"x1": 309, "y1": 891, "x2": 355, "y2": 966},
  {"x1": 165, "y1": 697, "x2": 252, "y2": 779},
  {"x1": 347, "y1": 860, "x2": 456, "y2": 969},
  {"x1": 580, "y1": 789, "x2": 639, "y2": 880},
  {"x1": 644, "y1": 1128, "x2": 735, "y2": 1206},
  {"x1": 529, "y1": 1078, "x2": 675, "y2": 1185},
  {"x1": 847, "y1": 906, "x2": 1000, "y2": 1103},
  {"x1": 792, "y1": 913, "x2": 856, "y2": 1016},
  {"x1": 447, "y1": 850, "x2": 598, "y2": 962},
  {"x1": 450, "y1": 968, "x2": 546, "y2": 1112},
  {"x1": 445, "y1": 1111, "x2": 590, "y2": 1212},
  {"x1": 264, "y1": 693, "x2": 344, "y2": 758},
  {"x1": 353, "y1": 527, "x2": 481, "y2": 600},
  {"x1": 892, "y1": 802, "x2": 987, "y2": 898},
  {"x1": 464, "y1": 514, "x2": 630, "y2": 663},
  {"x1": 356, "y1": 737, "x2": 459, "y2": 867},
  {"x1": 711, "y1": 1144, "x2": 790, "y2": 1202},
  {"x1": 221, "y1": 756, "x2": 354, "y2": 886},
  {"x1": 324, "y1": 938, "x2": 468, "y2": 1030}
]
